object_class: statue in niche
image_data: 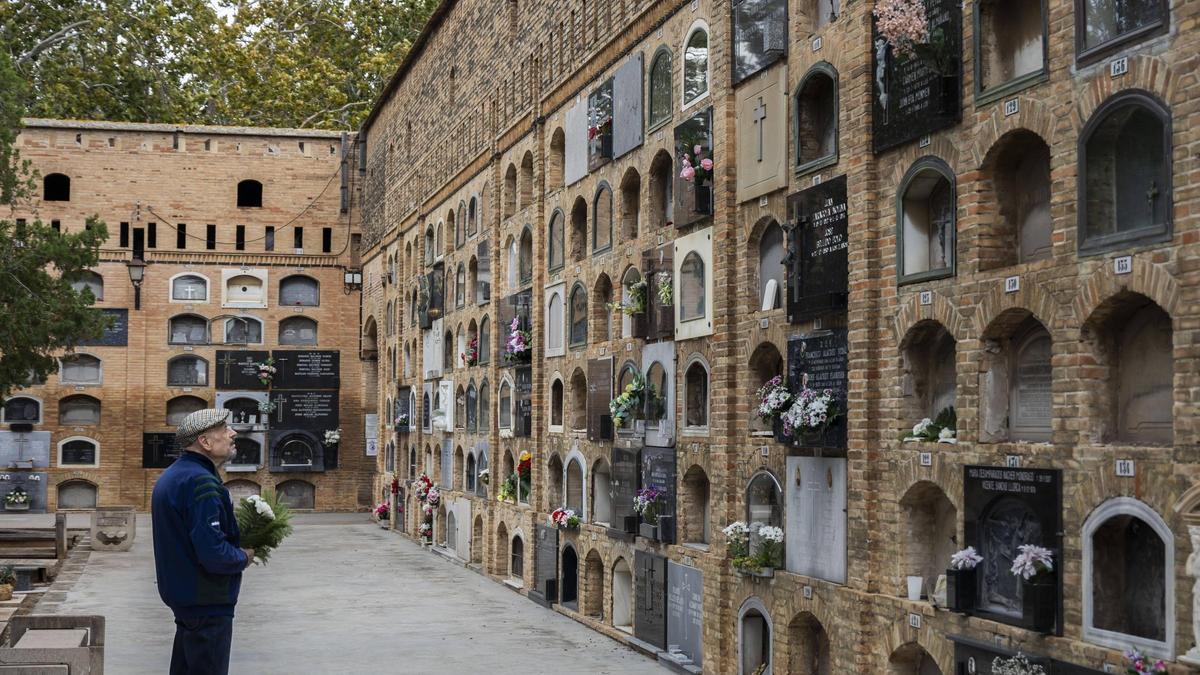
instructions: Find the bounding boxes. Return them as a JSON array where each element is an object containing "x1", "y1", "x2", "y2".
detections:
[{"x1": 1188, "y1": 525, "x2": 1200, "y2": 660}]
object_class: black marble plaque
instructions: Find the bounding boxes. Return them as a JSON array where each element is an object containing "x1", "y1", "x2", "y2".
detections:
[
  {"x1": 950, "y1": 636, "x2": 1103, "y2": 674},
  {"x1": 78, "y1": 308, "x2": 129, "y2": 346},
  {"x1": 271, "y1": 350, "x2": 340, "y2": 390},
  {"x1": 732, "y1": 0, "x2": 788, "y2": 84},
  {"x1": 143, "y1": 432, "x2": 182, "y2": 468},
  {"x1": 396, "y1": 386, "x2": 413, "y2": 430},
  {"x1": 530, "y1": 524, "x2": 559, "y2": 607},
  {"x1": 215, "y1": 350, "x2": 271, "y2": 391},
  {"x1": 515, "y1": 366, "x2": 532, "y2": 437},
  {"x1": 641, "y1": 446, "x2": 677, "y2": 544},
  {"x1": 673, "y1": 108, "x2": 714, "y2": 227},
  {"x1": 271, "y1": 390, "x2": 339, "y2": 431},
  {"x1": 269, "y1": 429, "x2": 326, "y2": 472},
  {"x1": 787, "y1": 175, "x2": 848, "y2": 323},
  {"x1": 964, "y1": 466, "x2": 1062, "y2": 631},
  {"x1": 634, "y1": 550, "x2": 668, "y2": 650},
  {"x1": 776, "y1": 330, "x2": 848, "y2": 449},
  {"x1": 871, "y1": 0, "x2": 962, "y2": 153},
  {"x1": 610, "y1": 447, "x2": 640, "y2": 533}
]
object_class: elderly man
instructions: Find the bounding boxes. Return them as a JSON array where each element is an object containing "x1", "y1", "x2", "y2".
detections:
[{"x1": 151, "y1": 408, "x2": 254, "y2": 675}]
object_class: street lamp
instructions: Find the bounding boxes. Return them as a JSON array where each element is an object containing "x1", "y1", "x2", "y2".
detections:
[{"x1": 127, "y1": 258, "x2": 146, "y2": 310}]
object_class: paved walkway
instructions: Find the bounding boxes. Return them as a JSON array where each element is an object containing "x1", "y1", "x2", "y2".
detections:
[{"x1": 46, "y1": 513, "x2": 665, "y2": 674}]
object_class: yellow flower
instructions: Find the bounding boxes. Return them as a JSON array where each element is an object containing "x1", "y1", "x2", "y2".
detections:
[{"x1": 519, "y1": 451, "x2": 531, "y2": 462}]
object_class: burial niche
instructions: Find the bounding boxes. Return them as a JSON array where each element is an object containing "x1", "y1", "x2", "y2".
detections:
[
  {"x1": 684, "y1": 359, "x2": 709, "y2": 429},
  {"x1": 3, "y1": 397, "x2": 40, "y2": 424},
  {"x1": 1080, "y1": 92, "x2": 1171, "y2": 253},
  {"x1": 899, "y1": 482, "x2": 958, "y2": 601},
  {"x1": 683, "y1": 24, "x2": 709, "y2": 106},
  {"x1": 620, "y1": 168, "x2": 640, "y2": 242},
  {"x1": 548, "y1": 210, "x2": 565, "y2": 271},
  {"x1": 547, "y1": 454, "x2": 565, "y2": 507},
  {"x1": 681, "y1": 465, "x2": 711, "y2": 545},
  {"x1": 225, "y1": 317, "x2": 263, "y2": 344},
  {"x1": 593, "y1": 183, "x2": 614, "y2": 252},
  {"x1": 565, "y1": 457, "x2": 584, "y2": 514},
  {"x1": 1082, "y1": 292, "x2": 1173, "y2": 445},
  {"x1": 61, "y1": 354, "x2": 101, "y2": 384},
  {"x1": 518, "y1": 227, "x2": 534, "y2": 286},
  {"x1": 561, "y1": 545, "x2": 579, "y2": 609},
  {"x1": 749, "y1": 341, "x2": 785, "y2": 433},
  {"x1": 746, "y1": 470, "x2": 783, "y2": 527},
  {"x1": 498, "y1": 381, "x2": 512, "y2": 429},
  {"x1": 898, "y1": 159, "x2": 956, "y2": 282},
  {"x1": 503, "y1": 164, "x2": 517, "y2": 217},
  {"x1": 1084, "y1": 497, "x2": 1171, "y2": 653},
  {"x1": 472, "y1": 516, "x2": 484, "y2": 564},
  {"x1": 172, "y1": 274, "x2": 208, "y2": 302},
  {"x1": 584, "y1": 550, "x2": 604, "y2": 618},
  {"x1": 166, "y1": 396, "x2": 205, "y2": 425},
  {"x1": 167, "y1": 355, "x2": 208, "y2": 387},
  {"x1": 279, "y1": 317, "x2": 317, "y2": 346},
  {"x1": 169, "y1": 314, "x2": 209, "y2": 345},
  {"x1": 888, "y1": 643, "x2": 944, "y2": 675},
  {"x1": 976, "y1": 0, "x2": 1045, "y2": 94},
  {"x1": 788, "y1": 612, "x2": 832, "y2": 675},
  {"x1": 900, "y1": 321, "x2": 957, "y2": 427},
  {"x1": 225, "y1": 274, "x2": 265, "y2": 306},
  {"x1": 757, "y1": 221, "x2": 786, "y2": 311},
  {"x1": 277, "y1": 480, "x2": 315, "y2": 510},
  {"x1": 569, "y1": 284, "x2": 588, "y2": 346},
  {"x1": 649, "y1": 150, "x2": 674, "y2": 227},
  {"x1": 550, "y1": 378, "x2": 564, "y2": 429},
  {"x1": 496, "y1": 522, "x2": 510, "y2": 576},
  {"x1": 592, "y1": 459, "x2": 612, "y2": 525},
  {"x1": 466, "y1": 453, "x2": 477, "y2": 491},
  {"x1": 279, "y1": 275, "x2": 319, "y2": 306},
  {"x1": 57, "y1": 480, "x2": 97, "y2": 509},
  {"x1": 509, "y1": 533, "x2": 525, "y2": 579},
  {"x1": 59, "y1": 438, "x2": 97, "y2": 467},
  {"x1": 613, "y1": 557, "x2": 634, "y2": 631},
  {"x1": 59, "y1": 395, "x2": 100, "y2": 426},
  {"x1": 69, "y1": 271, "x2": 104, "y2": 301},
  {"x1": 795, "y1": 65, "x2": 838, "y2": 172},
  {"x1": 231, "y1": 436, "x2": 261, "y2": 467},
  {"x1": 570, "y1": 369, "x2": 588, "y2": 431},
  {"x1": 1078, "y1": 0, "x2": 1168, "y2": 57},
  {"x1": 980, "y1": 314, "x2": 1052, "y2": 443},
  {"x1": 980, "y1": 130, "x2": 1052, "y2": 269},
  {"x1": 739, "y1": 600, "x2": 772, "y2": 675},
  {"x1": 225, "y1": 480, "x2": 260, "y2": 502}
]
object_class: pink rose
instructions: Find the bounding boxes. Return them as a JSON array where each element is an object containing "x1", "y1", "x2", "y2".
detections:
[
  {"x1": 680, "y1": 166, "x2": 696, "y2": 181},
  {"x1": 700, "y1": 158, "x2": 713, "y2": 171},
  {"x1": 693, "y1": 144, "x2": 702, "y2": 155}
]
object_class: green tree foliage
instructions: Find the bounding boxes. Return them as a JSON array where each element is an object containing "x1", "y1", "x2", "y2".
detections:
[
  {"x1": 0, "y1": 52, "x2": 111, "y2": 399},
  {"x1": 1, "y1": 0, "x2": 439, "y2": 130}
]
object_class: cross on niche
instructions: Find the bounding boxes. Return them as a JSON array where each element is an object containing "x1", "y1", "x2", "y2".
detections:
[
  {"x1": 217, "y1": 354, "x2": 237, "y2": 384},
  {"x1": 13, "y1": 434, "x2": 28, "y2": 461},
  {"x1": 273, "y1": 394, "x2": 287, "y2": 424},
  {"x1": 752, "y1": 96, "x2": 768, "y2": 162},
  {"x1": 644, "y1": 561, "x2": 656, "y2": 610},
  {"x1": 146, "y1": 435, "x2": 165, "y2": 462}
]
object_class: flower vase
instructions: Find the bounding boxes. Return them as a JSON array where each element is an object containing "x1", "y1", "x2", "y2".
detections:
[
  {"x1": 938, "y1": 61, "x2": 960, "y2": 116},
  {"x1": 639, "y1": 522, "x2": 659, "y2": 541},
  {"x1": 945, "y1": 568, "x2": 976, "y2": 613},
  {"x1": 5, "y1": 502, "x2": 29, "y2": 512},
  {"x1": 655, "y1": 305, "x2": 674, "y2": 335},
  {"x1": 694, "y1": 184, "x2": 712, "y2": 215},
  {"x1": 1021, "y1": 576, "x2": 1056, "y2": 633}
]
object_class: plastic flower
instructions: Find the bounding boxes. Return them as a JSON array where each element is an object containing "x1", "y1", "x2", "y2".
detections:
[
  {"x1": 938, "y1": 427, "x2": 955, "y2": 441},
  {"x1": 949, "y1": 546, "x2": 983, "y2": 570},
  {"x1": 722, "y1": 521, "x2": 750, "y2": 542},
  {"x1": 693, "y1": 144, "x2": 702, "y2": 155},
  {"x1": 1010, "y1": 544, "x2": 1053, "y2": 580},
  {"x1": 757, "y1": 525, "x2": 784, "y2": 543},
  {"x1": 700, "y1": 158, "x2": 713, "y2": 171},
  {"x1": 873, "y1": 0, "x2": 929, "y2": 58},
  {"x1": 913, "y1": 418, "x2": 933, "y2": 436}
]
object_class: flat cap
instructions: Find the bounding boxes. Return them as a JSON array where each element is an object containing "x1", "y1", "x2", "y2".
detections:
[{"x1": 176, "y1": 408, "x2": 231, "y2": 448}]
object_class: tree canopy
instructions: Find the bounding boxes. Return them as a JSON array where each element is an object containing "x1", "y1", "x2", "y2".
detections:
[{"x1": 1, "y1": 0, "x2": 439, "y2": 130}]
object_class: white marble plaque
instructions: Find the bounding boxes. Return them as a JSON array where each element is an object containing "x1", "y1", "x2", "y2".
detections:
[
  {"x1": 0, "y1": 431, "x2": 52, "y2": 469},
  {"x1": 565, "y1": 101, "x2": 587, "y2": 185},
  {"x1": 785, "y1": 456, "x2": 847, "y2": 583}
]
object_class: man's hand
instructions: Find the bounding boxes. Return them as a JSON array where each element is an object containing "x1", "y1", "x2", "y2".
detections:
[{"x1": 241, "y1": 548, "x2": 255, "y2": 568}]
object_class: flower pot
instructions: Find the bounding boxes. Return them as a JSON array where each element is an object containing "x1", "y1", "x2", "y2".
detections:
[
  {"x1": 737, "y1": 566, "x2": 774, "y2": 579},
  {"x1": 1021, "y1": 576, "x2": 1056, "y2": 633},
  {"x1": 5, "y1": 502, "x2": 29, "y2": 512},
  {"x1": 0, "y1": 584, "x2": 11, "y2": 601},
  {"x1": 694, "y1": 184, "x2": 712, "y2": 215},
  {"x1": 639, "y1": 522, "x2": 659, "y2": 541},
  {"x1": 906, "y1": 575, "x2": 924, "y2": 601},
  {"x1": 945, "y1": 568, "x2": 976, "y2": 613}
]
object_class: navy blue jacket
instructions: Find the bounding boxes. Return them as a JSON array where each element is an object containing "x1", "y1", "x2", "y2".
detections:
[{"x1": 151, "y1": 451, "x2": 247, "y2": 618}]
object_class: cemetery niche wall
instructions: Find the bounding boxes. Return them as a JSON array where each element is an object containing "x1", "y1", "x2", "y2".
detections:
[
  {"x1": 635, "y1": 550, "x2": 668, "y2": 651},
  {"x1": 264, "y1": 349, "x2": 342, "y2": 471},
  {"x1": 786, "y1": 175, "x2": 848, "y2": 324},
  {"x1": 665, "y1": 561, "x2": 704, "y2": 670},
  {"x1": 871, "y1": 0, "x2": 963, "y2": 152},
  {"x1": 785, "y1": 457, "x2": 847, "y2": 582},
  {"x1": 963, "y1": 466, "x2": 1062, "y2": 633},
  {"x1": 775, "y1": 330, "x2": 848, "y2": 450}
]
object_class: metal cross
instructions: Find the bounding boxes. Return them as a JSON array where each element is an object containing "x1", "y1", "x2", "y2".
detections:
[
  {"x1": 217, "y1": 354, "x2": 237, "y2": 384},
  {"x1": 273, "y1": 394, "x2": 287, "y2": 424},
  {"x1": 1147, "y1": 180, "x2": 1160, "y2": 216},
  {"x1": 752, "y1": 96, "x2": 768, "y2": 162}
]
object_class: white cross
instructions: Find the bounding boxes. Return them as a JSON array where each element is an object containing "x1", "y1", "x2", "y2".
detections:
[{"x1": 752, "y1": 96, "x2": 768, "y2": 162}]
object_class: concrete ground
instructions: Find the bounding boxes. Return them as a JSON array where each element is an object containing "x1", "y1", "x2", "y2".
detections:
[{"x1": 36, "y1": 513, "x2": 666, "y2": 674}]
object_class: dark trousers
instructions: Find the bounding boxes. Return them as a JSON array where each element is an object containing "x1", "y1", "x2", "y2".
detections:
[{"x1": 170, "y1": 615, "x2": 233, "y2": 675}]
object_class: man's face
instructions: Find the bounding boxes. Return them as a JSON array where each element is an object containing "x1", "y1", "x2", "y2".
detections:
[{"x1": 198, "y1": 424, "x2": 237, "y2": 464}]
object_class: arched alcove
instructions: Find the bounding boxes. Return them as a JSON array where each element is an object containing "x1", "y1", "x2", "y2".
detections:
[
  {"x1": 584, "y1": 549, "x2": 604, "y2": 618},
  {"x1": 979, "y1": 130, "x2": 1052, "y2": 269},
  {"x1": 612, "y1": 557, "x2": 633, "y2": 631},
  {"x1": 899, "y1": 481, "x2": 957, "y2": 601},
  {"x1": 681, "y1": 465, "x2": 711, "y2": 544},
  {"x1": 979, "y1": 312, "x2": 1052, "y2": 442},
  {"x1": 788, "y1": 612, "x2": 832, "y2": 674},
  {"x1": 899, "y1": 321, "x2": 957, "y2": 427}
]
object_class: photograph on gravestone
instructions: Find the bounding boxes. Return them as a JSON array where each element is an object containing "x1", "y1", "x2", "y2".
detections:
[
  {"x1": 0, "y1": 472, "x2": 48, "y2": 513},
  {"x1": 732, "y1": 0, "x2": 788, "y2": 84},
  {"x1": 871, "y1": 0, "x2": 962, "y2": 152},
  {"x1": 271, "y1": 350, "x2": 340, "y2": 390},
  {"x1": 530, "y1": 524, "x2": 560, "y2": 607},
  {"x1": 666, "y1": 561, "x2": 704, "y2": 668},
  {"x1": 215, "y1": 350, "x2": 271, "y2": 390},
  {"x1": 963, "y1": 466, "x2": 1062, "y2": 629},
  {"x1": 142, "y1": 432, "x2": 182, "y2": 468},
  {"x1": 269, "y1": 429, "x2": 325, "y2": 472},
  {"x1": 273, "y1": 390, "x2": 339, "y2": 431},
  {"x1": 610, "y1": 446, "x2": 641, "y2": 535},
  {"x1": 785, "y1": 456, "x2": 847, "y2": 583},
  {"x1": 673, "y1": 107, "x2": 714, "y2": 226},
  {"x1": 0, "y1": 430, "x2": 51, "y2": 469},
  {"x1": 786, "y1": 175, "x2": 849, "y2": 323},
  {"x1": 641, "y1": 446, "x2": 678, "y2": 544},
  {"x1": 612, "y1": 53, "x2": 645, "y2": 159},
  {"x1": 587, "y1": 78, "x2": 614, "y2": 171},
  {"x1": 587, "y1": 357, "x2": 614, "y2": 441},
  {"x1": 776, "y1": 330, "x2": 849, "y2": 449},
  {"x1": 634, "y1": 550, "x2": 668, "y2": 650},
  {"x1": 77, "y1": 308, "x2": 129, "y2": 347}
]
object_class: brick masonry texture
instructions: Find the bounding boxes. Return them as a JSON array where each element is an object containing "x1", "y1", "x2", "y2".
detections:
[{"x1": 7, "y1": 120, "x2": 371, "y2": 512}]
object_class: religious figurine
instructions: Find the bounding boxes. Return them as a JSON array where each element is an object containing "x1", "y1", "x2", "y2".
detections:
[{"x1": 1187, "y1": 525, "x2": 1200, "y2": 661}]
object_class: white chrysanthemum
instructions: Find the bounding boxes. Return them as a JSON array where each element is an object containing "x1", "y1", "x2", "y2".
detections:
[{"x1": 757, "y1": 525, "x2": 785, "y2": 543}]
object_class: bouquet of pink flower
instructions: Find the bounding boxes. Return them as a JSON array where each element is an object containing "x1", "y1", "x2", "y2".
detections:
[
  {"x1": 504, "y1": 317, "x2": 531, "y2": 364},
  {"x1": 679, "y1": 144, "x2": 714, "y2": 185},
  {"x1": 754, "y1": 376, "x2": 792, "y2": 422},
  {"x1": 1124, "y1": 649, "x2": 1167, "y2": 675},
  {"x1": 373, "y1": 502, "x2": 390, "y2": 520},
  {"x1": 413, "y1": 474, "x2": 433, "y2": 502},
  {"x1": 549, "y1": 507, "x2": 581, "y2": 529}
]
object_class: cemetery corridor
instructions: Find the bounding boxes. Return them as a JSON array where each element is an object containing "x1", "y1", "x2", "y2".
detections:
[{"x1": 47, "y1": 513, "x2": 666, "y2": 674}]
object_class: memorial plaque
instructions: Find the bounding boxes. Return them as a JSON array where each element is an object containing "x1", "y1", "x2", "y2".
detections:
[
  {"x1": 474, "y1": 442, "x2": 489, "y2": 498},
  {"x1": 787, "y1": 175, "x2": 848, "y2": 323},
  {"x1": 732, "y1": 0, "x2": 787, "y2": 84},
  {"x1": 642, "y1": 341, "x2": 675, "y2": 447},
  {"x1": 673, "y1": 108, "x2": 714, "y2": 227},
  {"x1": 776, "y1": 330, "x2": 848, "y2": 449},
  {"x1": 610, "y1": 447, "x2": 641, "y2": 533},
  {"x1": 271, "y1": 350, "x2": 340, "y2": 390},
  {"x1": 641, "y1": 446, "x2": 677, "y2": 544},
  {"x1": 871, "y1": 0, "x2": 962, "y2": 152},
  {"x1": 0, "y1": 431, "x2": 51, "y2": 469},
  {"x1": 272, "y1": 390, "x2": 339, "y2": 431},
  {"x1": 215, "y1": 350, "x2": 270, "y2": 391},
  {"x1": 143, "y1": 432, "x2": 181, "y2": 468},
  {"x1": 612, "y1": 53, "x2": 644, "y2": 159},
  {"x1": 635, "y1": 550, "x2": 668, "y2": 650},
  {"x1": 950, "y1": 637, "x2": 1069, "y2": 675},
  {"x1": 964, "y1": 466, "x2": 1061, "y2": 630},
  {"x1": 515, "y1": 365, "x2": 532, "y2": 437},
  {"x1": 0, "y1": 472, "x2": 47, "y2": 513},
  {"x1": 78, "y1": 308, "x2": 129, "y2": 346},
  {"x1": 666, "y1": 562, "x2": 704, "y2": 668},
  {"x1": 785, "y1": 456, "x2": 847, "y2": 583},
  {"x1": 530, "y1": 524, "x2": 560, "y2": 607},
  {"x1": 269, "y1": 429, "x2": 326, "y2": 472},
  {"x1": 1011, "y1": 336, "x2": 1052, "y2": 439},
  {"x1": 440, "y1": 438, "x2": 453, "y2": 488},
  {"x1": 565, "y1": 100, "x2": 588, "y2": 186}
]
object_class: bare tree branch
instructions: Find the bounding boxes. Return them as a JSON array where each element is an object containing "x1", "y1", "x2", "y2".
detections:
[
  {"x1": 300, "y1": 100, "x2": 368, "y2": 128},
  {"x1": 16, "y1": 20, "x2": 90, "y2": 68}
]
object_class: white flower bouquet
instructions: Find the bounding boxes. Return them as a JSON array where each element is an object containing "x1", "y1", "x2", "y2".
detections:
[
  {"x1": 236, "y1": 491, "x2": 293, "y2": 564},
  {"x1": 1010, "y1": 544, "x2": 1053, "y2": 581},
  {"x1": 949, "y1": 546, "x2": 983, "y2": 570},
  {"x1": 323, "y1": 428, "x2": 342, "y2": 446}
]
